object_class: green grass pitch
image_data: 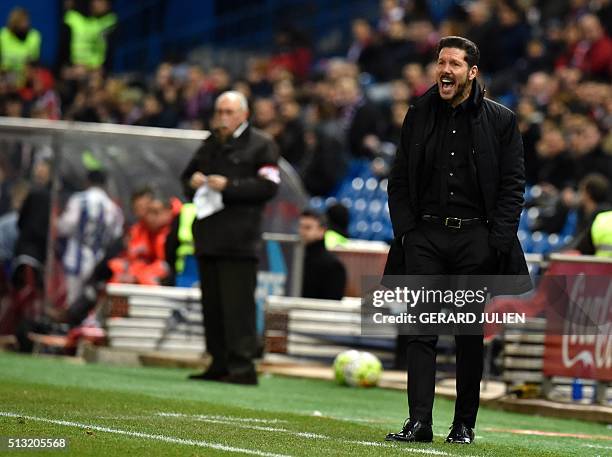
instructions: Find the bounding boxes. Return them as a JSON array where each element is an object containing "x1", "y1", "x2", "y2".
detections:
[{"x1": 0, "y1": 352, "x2": 610, "y2": 456}]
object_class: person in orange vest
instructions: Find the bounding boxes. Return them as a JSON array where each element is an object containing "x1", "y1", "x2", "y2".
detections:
[{"x1": 109, "y1": 192, "x2": 181, "y2": 286}]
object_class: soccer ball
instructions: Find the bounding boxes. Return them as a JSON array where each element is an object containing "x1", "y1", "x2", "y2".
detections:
[
  {"x1": 333, "y1": 350, "x2": 361, "y2": 385},
  {"x1": 344, "y1": 351, "x2": 383, "y2": 387}
]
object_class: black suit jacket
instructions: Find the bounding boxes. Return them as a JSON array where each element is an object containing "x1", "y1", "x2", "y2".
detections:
[
  {"x1": 181, "y1": 126, "x2": 279, "y2": 258},
  {"x1": 385, "y1": 82, "x2": 530, "y2": 282}
]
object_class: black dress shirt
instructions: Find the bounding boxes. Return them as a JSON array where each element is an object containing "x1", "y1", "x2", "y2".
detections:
[{"x1": 422, "y1": 95, "x2": 486, "y2": 218}]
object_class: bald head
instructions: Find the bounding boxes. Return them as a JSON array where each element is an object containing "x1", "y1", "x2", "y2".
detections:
[{"x1": 214, "y1": 91, "x2": 249, "y2": 140}]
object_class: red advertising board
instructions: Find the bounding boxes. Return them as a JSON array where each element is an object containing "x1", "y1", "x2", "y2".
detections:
[{"x1": 542, "y1": 257, "x2": 612, "y2": 381}]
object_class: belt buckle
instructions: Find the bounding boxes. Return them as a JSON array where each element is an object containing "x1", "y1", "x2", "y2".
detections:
[{"x1": 445, "y1": 217, "x2": 462, "y2": 229}]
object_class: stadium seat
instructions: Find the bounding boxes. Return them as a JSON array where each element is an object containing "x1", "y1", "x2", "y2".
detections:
[
  {"x1": 560, "y1": 210, "x2": 578, "y2": 237},
  {"x1": 530, "y1": 231, "x2": 550, "y2": 254}
]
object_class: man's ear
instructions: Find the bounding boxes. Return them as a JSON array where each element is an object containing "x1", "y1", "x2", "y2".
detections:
[{"x1": 469, "y1": 65, "x2": 478, "y2": 81}]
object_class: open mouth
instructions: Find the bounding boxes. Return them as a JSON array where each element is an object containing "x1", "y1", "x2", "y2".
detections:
[{"x1": 440, "y1": 77, "x2": 455, "y2": 90}]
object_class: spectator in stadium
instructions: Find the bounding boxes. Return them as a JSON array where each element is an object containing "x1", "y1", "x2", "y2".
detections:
[
  {"x1": 298, "y1": 209, "x2": 346, "y2": 300},
  {"x1": 300, "y1": 124, "x2": 347, "y2": 197},
  {"x1": 348, "y1": 18, "x2": 389, "y2": 81},
  {"x1": 268, "y1": 27, "x2": 312, "y2": 82},
  {"x1": 57, "y1": 168, "x2": 123, "y2": 308},
  {"x1": 567, "y1": 14, "x2": 612, "y2": 80},
  {"x1": 12, "y1": 157, "x2": 52, "y2": 285},
  {"x1": 58, "y1": 0, "x2": 117, "y2": 75},
  {"x1": 0, "y1": 7, "x2": 41, "y2": 84},
  {"x1": 534, "y1": 125, "x2": 574, "y2": 191},
  {"x1": 108, "y1": 192, "x2": 179, "y2": 286},
  {"x1": 335, "y1": 76, "x2": 386, "y2": 158},
  {"x1": 385, "y1": 36, "x2": 529, "y2": 445},
  {"x1": 567, "y1": 116, "x2": 612, "y2": 185},
  {"x1": 0, "y1": 180, "x2": 28, "y2": 273},
  {"x1": 182, "y1": 91, "x2": 279, "y2": 385},
  {"x1": 129, "y1": 186, "x2": 153, "y2": 226},
  {"x1": 491, "y1": 0, "x2": 530, "y2": 74},
  {"x1": 566, "y1": 174, "x2": 612, "y2": 255},
  {"x1": 135, "y1": 93, "x2": 179, "y2": 129}
]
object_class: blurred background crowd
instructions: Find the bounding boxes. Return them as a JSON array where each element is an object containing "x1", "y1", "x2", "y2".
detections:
[{"x1": 0, "y1": 0, "x2": 611, "y2": 313}]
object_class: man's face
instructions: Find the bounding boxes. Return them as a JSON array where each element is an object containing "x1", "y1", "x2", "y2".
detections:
[
  {"x1": 299, "y1": 216, "x2": 326, "y2": 244},
  {"x1": 91, "y1": 0, "x2": 110, "y2": 16},
  {"x1": 132, "y1": 195, "x2": 152, "y2": 222},
  {"x1": 144, "y1": 200, "x2": 172, "y2": 232},
  {"x1": 253, "y1": 99, "x2": 276, "y2": 128},
  {"x1": 213, "y1": 96, "x2": 248, "y2": 139},
  {"x1": 436, "y1": 47, "x2": 477, "y2": 105}
]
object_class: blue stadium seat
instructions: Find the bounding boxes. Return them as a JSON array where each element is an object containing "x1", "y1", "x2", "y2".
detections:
[
  {"x1": 560, "y1": 210, "x2": 578, "y2": 237},
  {"x1": 310, "y1": 196, "x2": 324, "y2": 211},
  {"x1": 518, "y1": 209, "x2": 529, "y2": 231},
  {"x1": 367, "y1": 199, "x2": 384, "y2": 220},
  {"x1": 354, "y1": 220, "x2": 371, "y2": 239},
  {"x1": 547, "y1": 233, "x2": 563, "y2": 252},
  {"x1": 370, "y1": 221, "x2": 384, "y2": 240},
  {"x1": 518, "y1": 230, "x2": 532, "y2": 253},
  {"x1": 530, "y1": 231, "x2": 550, "y2": 254},
  {"x1": 526, "y1": 207, "x2": 540, "y2": 231},
  {"x1": 340, "y1": 197, "x2": 353, "y2": 209}
]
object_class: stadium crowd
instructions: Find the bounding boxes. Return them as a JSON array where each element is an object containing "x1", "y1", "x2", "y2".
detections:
[{"x1": 0, "y1": 0, "x2": 611, "y2": 330}]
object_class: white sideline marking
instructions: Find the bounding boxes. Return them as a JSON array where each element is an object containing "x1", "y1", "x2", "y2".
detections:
[
  {"x1": 157, "y1": 412, "x2": 288, "y2": 424},
  {"x1": 26, "y1": 410, "x2": 482, "y2": 457},
  {"x1": 346, "y1": 441, "x2": 449, "y2": 455},
  {"x1": 0, "y1": 412, "x2": 290, "y2": 457},
  {"x1": 159, "y1": 414, "x2": 325, "y2": 439},
  {"x1": 194, "y1": 417, "x2": 324, "y2": 439},
  {"x1": 583, "y1": 443, "x2": 612, "y2": 450},
  {"x1": 155, "y1": 412, "x2": 480, "y2": 456}
]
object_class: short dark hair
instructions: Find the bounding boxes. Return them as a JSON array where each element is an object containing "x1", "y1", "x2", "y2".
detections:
[
  {"x1": 436, "y1": 36, "x2": 480, "y2": 67},
  {"x1": 300, "y1": 208, "x2": 327, "y2": 227},
  {"x1": 131, "y1": 186, "x2": 154, "y2": 203},
  {"x1": 149, "y1": 189, "x2": 174, "y2": 209},
  {"x1": 580, "y1": 174, "x2": 610, "y2": 204},
  {"x1": 87, "y1": 169, "x2": 107, "y2": 186}
]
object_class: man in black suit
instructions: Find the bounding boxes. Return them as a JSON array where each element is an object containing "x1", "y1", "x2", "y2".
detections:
[
  {"x1": 182, "y1": 91, "x2": 280, "y2": 385},
  {"x1": 385, "y1": 36, "x2": 529, "y2": 444}
]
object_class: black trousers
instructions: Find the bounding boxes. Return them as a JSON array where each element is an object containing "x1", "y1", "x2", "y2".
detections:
[
  {"x1": 402, "y1": 220, "x2": 495, "y2": 428},
  {"x1": 197, "y1": 256, "x2": 257, "y2": 376}
]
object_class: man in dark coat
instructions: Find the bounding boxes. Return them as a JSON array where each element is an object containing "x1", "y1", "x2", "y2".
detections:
[
  {"x1": 384, "y1": 36, "x2": 529, "y2": 445},
  {"x1": 182, "y1": 91, "x2": 280, "y2": 385},
  {"x1": 298, "y1": 209, "x2": 346, "y2": 300}
]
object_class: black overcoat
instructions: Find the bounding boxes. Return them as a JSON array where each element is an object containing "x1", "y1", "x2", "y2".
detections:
[{"x1": 384, "y1": 82, "x2": 530, "y2": 286}]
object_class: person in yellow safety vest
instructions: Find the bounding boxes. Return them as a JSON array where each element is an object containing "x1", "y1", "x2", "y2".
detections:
[
  {"x1": 61, "y1": 0, "x2": 117, "y2": 71},
  {"x1": 570, "y1": 173, "x2": 612, "y2": 256},
  {"x1": 591, "y1": 210, "x2": 612, "y2": 258},
  {"x1": 0, "y1": 8, "x2": 41, "y2": 82},
  {"x1": 164, "y1": 202, "x2": 196, "y2": 285}
]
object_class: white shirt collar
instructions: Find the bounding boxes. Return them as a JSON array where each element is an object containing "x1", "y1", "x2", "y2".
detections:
[{"x1": 233, "y1": 121, "x2": 249, "y2": 138}]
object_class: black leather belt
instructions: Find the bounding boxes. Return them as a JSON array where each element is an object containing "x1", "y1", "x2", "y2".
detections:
[{"x1": 422, "y1": 214, "x2": 487, "y2": 229}]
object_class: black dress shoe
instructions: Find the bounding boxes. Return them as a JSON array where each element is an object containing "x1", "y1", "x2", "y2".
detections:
[
  {"x1": 219, "y1": 371, "x2": 258, "y2": 385},
  {"x1": 385, "y1": 419, "x2": 433, "y2": 443},
  {"x1": 445, "y1": 423, "x2": 474, "y2": 444},
  {"x1": 188, "y1": 370, "x2": 227, "y2": 381}
]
